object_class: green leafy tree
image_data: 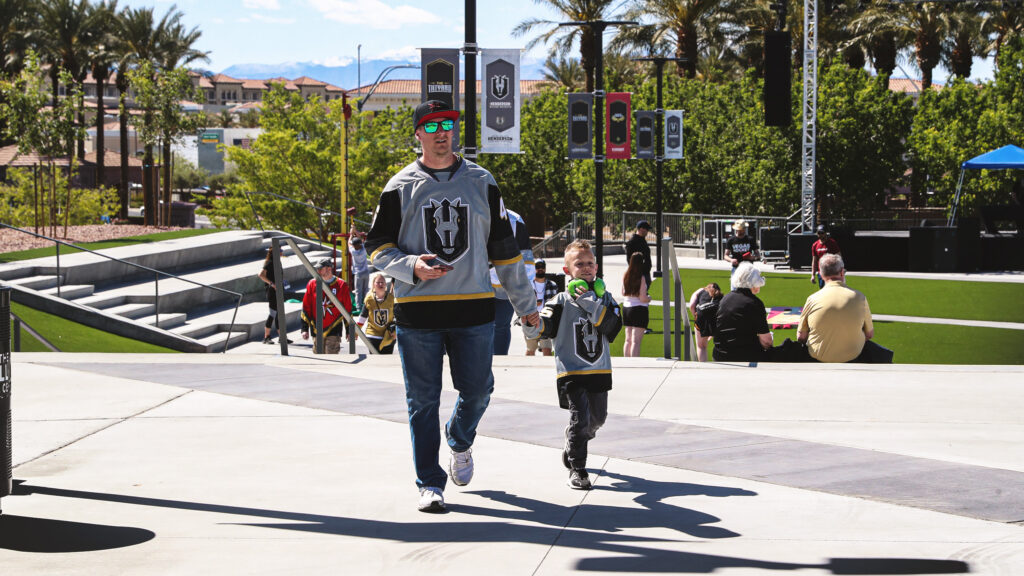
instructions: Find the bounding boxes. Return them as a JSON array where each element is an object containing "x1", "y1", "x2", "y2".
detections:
[
  {"x1": 211, "y1": 84, "x2": 345, "y2": 239},
  {"x1": 0, "y1": 52, "x2": 84, "y2": 236},
  {"x1": 345, "y1": 104, "x2": 417, "y2": 221},
  {"x1": 908, "y1": 34, "x2": 1024, "y2": 216},
  {"x1": 814, "y1": 62, "x2": 913, "y2": 218},
  {"x1": 128, "y1": 61, "x2": 204, "y2": 226}
]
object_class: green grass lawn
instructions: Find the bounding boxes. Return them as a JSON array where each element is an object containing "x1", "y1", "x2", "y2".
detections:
[
  {"x1": 649, "y1": 269, "x2": 1024, "y2": 323},
  {"x1": 610, "y1": 269, "x2": 1024, "y2": 364},
  {"x1": 10, "y1": 302, "x2": 177, "y2": 353},
  {"x1": 0, "y1": 228, "x2": 223, "y2": 263}
]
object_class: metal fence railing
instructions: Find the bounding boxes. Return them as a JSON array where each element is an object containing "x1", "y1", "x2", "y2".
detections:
[
  {"x1": 569, "y1": 211, "x2": 789, "y2": 248},
  {"x1": 0, "y1": 223, "x2": 243, "y2": 353}
]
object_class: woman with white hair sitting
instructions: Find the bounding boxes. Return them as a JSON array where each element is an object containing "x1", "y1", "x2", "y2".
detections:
[{"x1": 712, "y1": 262, "x2": 773, "y2": 362}]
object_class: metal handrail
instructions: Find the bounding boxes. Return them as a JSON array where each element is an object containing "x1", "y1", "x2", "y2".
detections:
[
  {"x1": 10, "y1": 312, "x2": 60, "y2": 352},
  {"x1": 270, "y1": 235, "x2": 378, "y2": 355},
  {"x1": 0, "y1": 223, "x2": 243, "y2": 353},
  {"x1": 660, "y1": 237, "x2": 696, "y2": 361},
  {"x1": 531, "y1": 222, "x2": 574, "y2": 255}
]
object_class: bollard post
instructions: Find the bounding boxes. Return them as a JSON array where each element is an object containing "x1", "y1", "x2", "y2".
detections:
[{"x1": 1, "y1": 286, "x2": 13, "y2": 515}]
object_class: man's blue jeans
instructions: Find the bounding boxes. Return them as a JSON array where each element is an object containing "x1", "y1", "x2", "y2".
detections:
[
  {"x1": 492, "y1": 297, "x2": 515, "y2": 355},
  {"x1": 397, "y1": 322, "x2": 495, "y2": 489}
]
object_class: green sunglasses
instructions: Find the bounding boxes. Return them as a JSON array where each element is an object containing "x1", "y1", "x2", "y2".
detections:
[{"x1": 422, "y1": 119, "x2": 455, "y2": 133}]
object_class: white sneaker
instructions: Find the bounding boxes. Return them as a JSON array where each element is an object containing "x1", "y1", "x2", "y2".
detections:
[
  {"x1": 417, "y1": 487, "x2": 445, "y2": 512},
  {"x1": 449, "y1": 448, "x2": 474, "y2": 486}
]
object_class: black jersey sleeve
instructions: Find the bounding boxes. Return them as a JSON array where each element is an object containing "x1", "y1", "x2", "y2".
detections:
[
  {"x1": 486, "y1": 184, "x2": 519, "y2": 262},
  {"x1": 539, "y1": 298, "x2": 563, "y2": 339}
]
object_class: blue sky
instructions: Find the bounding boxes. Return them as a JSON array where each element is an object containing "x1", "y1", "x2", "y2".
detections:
[{"x1": 121, "y1": 0, "x2": 994, "y2": 81}]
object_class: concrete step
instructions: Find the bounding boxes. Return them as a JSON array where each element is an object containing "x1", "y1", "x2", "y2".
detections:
[
  {"x1": 135, "y1": 312, "x2": 188, "y2": 330},
  {"x1": 104, "y1": 302, "x2": 156, "y2": 319},
  {"x1": 195, "y1": 330, "x2": 250, "y2": 353},
  {"x1": 170, "y1": 321, "x2": 218, "y2": 341},
  {"x1": 6, "y1": 274, "x2": 60, "y2": 290},
  {"x1": 40, "y1": 284, "x2": 94, "y2": 299},
  {"x1": 75, "y1": 292, "x2": 130, "y2": 309}
]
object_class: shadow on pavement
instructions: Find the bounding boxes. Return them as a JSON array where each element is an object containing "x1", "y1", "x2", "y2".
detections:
[
  {"x1": 9, "y1": 481, "x2": 968, "y2": 573},
  {"x1": 0, "y1": 515, "x2": 155, "y2": 553}
]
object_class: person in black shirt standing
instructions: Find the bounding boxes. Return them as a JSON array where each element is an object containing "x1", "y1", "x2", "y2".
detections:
[
  {"x1": 624, "y1": 220, "x2": 652, "y2": 289},
  {"x1": 723, "y1": 219, "x2": 760, "y2": 276}
]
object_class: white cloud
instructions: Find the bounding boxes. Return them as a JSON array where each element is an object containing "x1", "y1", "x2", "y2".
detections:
[
  {"x1": 374, "y1": 45, "x2": 420, "y2": 61},
  {"x1": 251, "y1": 13, "x2": 295, "y2": 24},
  {"x1": 243, "y1": 0, "x2": 280, "y2": 9},
  {"x1": 308, "y1": 0, "x2": 440, "y2": 29},
  {"x1": 313, "y1": 56, "x2": 354, "y2": 67}
]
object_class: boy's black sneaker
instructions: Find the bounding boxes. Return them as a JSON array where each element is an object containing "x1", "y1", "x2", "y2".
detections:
[
  {"x1": 562, "y1": 425, "x2": 571, "y2": 470},
  {"x1": 568, "y1": 469, "x2": 591, "y2": 490}
]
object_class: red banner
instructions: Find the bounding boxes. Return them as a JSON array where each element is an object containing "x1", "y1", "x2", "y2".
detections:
[{"x1": 605, "y1": 93, "x2": 631, "y2": 159}]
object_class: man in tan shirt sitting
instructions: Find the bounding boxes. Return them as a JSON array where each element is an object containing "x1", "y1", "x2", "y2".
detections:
[{"x1": 797, "y1": 254, "x2": 875, "y2": 362}]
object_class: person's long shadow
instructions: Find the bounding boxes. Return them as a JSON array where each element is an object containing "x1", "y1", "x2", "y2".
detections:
[
  {"x1": 5, "y1": 482, "x2": 969, "y2": 573},
  {"x1": 460, "y1": 471, "x2": 755, "y2": 539}
]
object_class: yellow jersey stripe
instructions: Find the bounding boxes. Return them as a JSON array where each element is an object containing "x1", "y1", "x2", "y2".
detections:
[
  {"x1": 492, "y1": 254, "x2": 523, "y2": 266},
  {"x1": 370, "y1": 243, "x2": 396, "y2": 261},
  {"x1": 594, "y1": 307, "x2": 607, "y2": 327},
  {"x1": 396, "y1": 292, "x2": 495, "y2": 304},
  {"x1": 557, "y1": 369, "x2": 613, "y2": 378}
]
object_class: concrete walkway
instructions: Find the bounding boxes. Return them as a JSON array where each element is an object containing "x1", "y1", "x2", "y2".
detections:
[{"x1": 2, "y1": 352, "x2": 1022, "y2": 574}]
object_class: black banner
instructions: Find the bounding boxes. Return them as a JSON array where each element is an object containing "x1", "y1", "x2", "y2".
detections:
[
  {"x1": 635, "y1": 111, "x2": 656, "y2": 159},
  {"x1": 421, "y1": 48, "x2": 460, "y2": 149},
  {"x1": 567, "y1": 93, "x2": 593, "y2": 159}
]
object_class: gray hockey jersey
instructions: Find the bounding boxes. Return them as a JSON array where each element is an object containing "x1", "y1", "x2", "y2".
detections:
[
  {"x1": 539, "y1": 289, "x2": 622, "y2": 405},
  {"x1": 365, "y1": 156, "x2": 536, "y2": 328}
]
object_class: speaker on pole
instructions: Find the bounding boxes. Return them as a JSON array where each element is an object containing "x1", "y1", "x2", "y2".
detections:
[{"x1": 764, "y1": 30, "x2": 791, "y2": 127}]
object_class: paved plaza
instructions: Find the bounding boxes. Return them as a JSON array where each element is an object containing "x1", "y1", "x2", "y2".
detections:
[{"x1": 1, "y1": 351, "x2": 1022, "y2": 574}]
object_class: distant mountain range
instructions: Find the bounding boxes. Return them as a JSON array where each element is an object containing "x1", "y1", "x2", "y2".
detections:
[{"x1": 220, "y1": 58, "x2": 546, "y2": 90}]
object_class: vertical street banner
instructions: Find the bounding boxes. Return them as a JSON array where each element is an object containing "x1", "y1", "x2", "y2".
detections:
[
  {"x1": 664, "y1": 110, "x2": 684, "y2": 159},
  {"x1": 421, "y1": 48, "x2": 460, "y2": 149},
  {"x1": 481, "y1": 49, "x2": 520, "y2": 154},
  {"x1": 567, "y1": 93, "x2": 593, "y2": 159},
  {"x1": 605, "y1": 92, "x2": 632, "y2": 159},
  {"x1": 635, "y1": 111, "x2": 656, "y2": 159}
]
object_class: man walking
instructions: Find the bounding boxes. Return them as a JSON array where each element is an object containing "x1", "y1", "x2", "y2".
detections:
[
  {"x1": 365, "y1": 100, "x2": 539, "y2": 513},
  {"x1": 723, "y1": 219, "x2": 760, "y2": 275},
  {"x1": 810, "y1": 224, "x2": 841, "y2": 289}
]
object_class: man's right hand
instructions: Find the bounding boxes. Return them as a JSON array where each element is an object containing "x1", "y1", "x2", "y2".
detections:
[
  {"x1": 413, "y1": 254, "x2": 450, "y2": 281},
  {"x1": 301, "y1": 331, "x2": 309, "y2": 341}
]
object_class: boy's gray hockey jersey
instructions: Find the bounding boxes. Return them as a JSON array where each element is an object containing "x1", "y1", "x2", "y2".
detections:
[
  {"x1": 365, "y1": 157, "x2": 536, "y2": 328},
  {"x1": 539, "y1": 289, "x2": 622, "y2": 401}
]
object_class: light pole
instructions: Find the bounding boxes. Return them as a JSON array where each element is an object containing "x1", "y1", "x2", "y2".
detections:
[
  {"x1": 558, "y1": 20, "x2": 636, "y2": 274},
  {"x1": 356, "y1": 64, "x2": 420, "y2": 112},
  {"x1": 633, "y1": 56, "x2": 688, "y2": 278},
  {"x1": 357, "y1": 44, "x2": 362, "y2": 96},
  {"x1": 463, "y1": 0, "x2": 477, "y2": 160}
]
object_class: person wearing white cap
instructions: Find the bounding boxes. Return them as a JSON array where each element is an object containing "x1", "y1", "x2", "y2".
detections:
[{"x1": 723, "y1": 219, "x2": 760, "y2": 275}]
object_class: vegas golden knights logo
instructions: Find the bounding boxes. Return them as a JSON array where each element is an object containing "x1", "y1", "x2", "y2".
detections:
[
  {"x1": 373, "y1": 309, "x2": 389, "y2": 326},
  {"x1": 574, "y1": 317, "x2": 601, "y2": 364},
  {"x1": 423, "y1": 197, "x2": 469, "y2": 265}
]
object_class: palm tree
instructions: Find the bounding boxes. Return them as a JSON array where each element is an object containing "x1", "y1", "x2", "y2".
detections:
[
  {"x1": 154, "y1": 19, "x2": 207, "y2": 225},
  {"x1": 114, "y1": 5, "x2": 175, "y2": 224},
  {"x1": 855, "y1": 2, "x2": 948, "y2": 89},
  {"x1": 943, "y1": 4, "x2": 986, "y2": 80},
  {"x1": 512, "y1": 0, "x2": 618, "y2": 93},
  {"x1": 541, "y1": 53, "x2": 584, "y2": 91},
  {"x1": 87, "y1": 0, "x2": 119, "y2": 190},
  {"x1": 34, "y1": 0, "x2": 95, "y2": 160},
  {"x1": 0, "y1": 0, "x2": 35, "y2": 77},
  {"x1": 615, "y1": 0, "x2": 746, "y2": 79},
  {"x1": 981, "y1": 3, "x2": 1024, "y2": 65}
]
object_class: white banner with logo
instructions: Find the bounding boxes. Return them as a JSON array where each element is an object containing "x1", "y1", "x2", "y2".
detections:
[
  {"x1": 664, "y1": 110, "x2": 684, "y2": 159},
  {"x1": 481, "y1": 49, "x2": 521, "y2": 154}
]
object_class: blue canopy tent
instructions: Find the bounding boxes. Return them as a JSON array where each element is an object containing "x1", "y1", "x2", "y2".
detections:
[{"x1": 948, "y1": 144, "x2": 1024, "y2": 226}]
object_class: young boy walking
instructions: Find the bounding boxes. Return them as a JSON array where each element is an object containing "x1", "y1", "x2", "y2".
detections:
[{"x1": 538, "y1": 240, "x2": 622, "y2": 489}]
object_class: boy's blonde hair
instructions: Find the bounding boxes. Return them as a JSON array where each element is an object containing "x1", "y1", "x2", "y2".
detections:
[{"x1": 563, "y1": 239, "x2": 593, "y2": 261}]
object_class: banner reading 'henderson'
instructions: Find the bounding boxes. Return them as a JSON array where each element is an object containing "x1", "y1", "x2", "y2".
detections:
[
  {"x1": 481, "y1": 49, "x2": 521, "y2": 154},
  {"x1": 421, "y1": 48, "x2": 460, "y2": 149}
]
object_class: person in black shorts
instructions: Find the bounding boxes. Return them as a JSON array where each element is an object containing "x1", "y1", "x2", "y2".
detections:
[{"x1": 688, "y1": 282, "x2": 722, "y2": 362}]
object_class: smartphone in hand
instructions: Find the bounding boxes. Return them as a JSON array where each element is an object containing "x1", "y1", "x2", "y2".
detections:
[{"x1": 426, "y1": 258, "x2": 454, "y2": 272}]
